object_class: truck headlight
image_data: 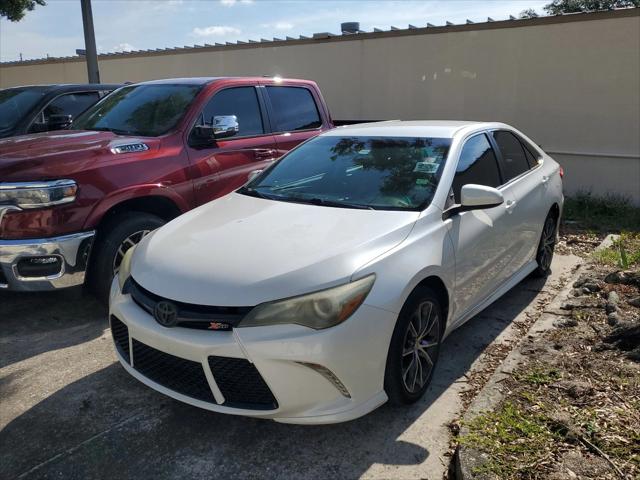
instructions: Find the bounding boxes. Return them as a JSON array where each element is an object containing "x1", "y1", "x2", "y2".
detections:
[
  {"x1": 239, "y1": 274, "x2": 375, "y2": 330},
  {"x1": 0, "y1": 180, "x2": 77, "y2": 209},
  {"x1": 118, "y1": 245, "x2": 137, "y2": 291}
]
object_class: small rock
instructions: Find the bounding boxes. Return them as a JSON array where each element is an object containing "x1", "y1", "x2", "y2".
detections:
[
  {"x1": 583, "y1": 282, "x2": 601, "y2": 292},
  {"x1": 554, "y1": 317, "x2": 578, "y2": 328},
  {"x1": 582, "y1": 287, "x2": 591, "y2": 294},
  {"x1": 605, "y1": 303, "x2": 618, "y2": 314},
  {"x1": 571, "y1": 288, "x2": 583, "y2": 297},
  {"x1": 629, "y1": 296, "x2": 640, "y2": 308},
  {"x1": 607, "y1": 312, "x2": 619, "y2": 326},
  {"x1": 607, "y1": 291, "x2": 620, "y2": 304},
  {"x1": 604, "y1": 271, "x2": 624, "y2": 284}
]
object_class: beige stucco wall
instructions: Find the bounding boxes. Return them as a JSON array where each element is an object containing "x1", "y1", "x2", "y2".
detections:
[{"x1": 1, "y1": 11, "x2": 639, "y2": 202}]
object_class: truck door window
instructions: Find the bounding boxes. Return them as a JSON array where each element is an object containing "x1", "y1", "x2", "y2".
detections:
[
  {"x1": 41, "y1": 92, "x2": 100, "y2": 123},
  {"x1": 201, "y1": 87, "x2": 264, "y2": 137},
  {"x1": 266, "y1": 86, "x2": 321, "y2": 132},
  {"x1": 452, "y1": 134, "x2": 502, "y2": 203}
]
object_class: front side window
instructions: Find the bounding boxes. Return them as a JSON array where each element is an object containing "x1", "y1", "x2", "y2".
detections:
[
  {"x1": 241, "y1": 135, "x2": 451, "y2": 210},
  {"x1": 29, "y1": 92, "x2": 101, "y2": 132},
  {"x1": 492, "y1": 130, "x2": 530, "y2": 182},
  {"x1": 266, "y1": 86, "x2": 321, "y2": 132},
  {"x1": 0, "y1": 87, "x2": 48, "y2": 131},
  {"x1": 73, "y1": 84, "x2": 202, "y2": 137},
  {"x1": 452, "y1": 134, "x2": 501, "y2": 203},
  {"x1": 199, "y1": 87, "x2": 264, "y2": 137}
]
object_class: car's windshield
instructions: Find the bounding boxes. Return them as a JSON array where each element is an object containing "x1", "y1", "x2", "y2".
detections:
[
  {"x1": 72, "y1": 83, "x2": 202, "y2": 137},
  {"x1": 241, "y1": 135, "x2": 451, "y2": 211},
  {"x1": 0, "y1": 87, "x2": 48, "y2": 130}
]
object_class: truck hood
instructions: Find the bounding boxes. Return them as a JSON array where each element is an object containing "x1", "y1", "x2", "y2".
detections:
[
  {"x1": 131, "y1": 192, "x2": 419, "y2": 306},
  {"x1": 0, "y1": 130, "x2": 159, "y2": 180}
]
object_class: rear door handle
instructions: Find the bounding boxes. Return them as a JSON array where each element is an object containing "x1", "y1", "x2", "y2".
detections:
[
  {"x1": 254, "y1": 149, "x2": 277, "y2": 161},
  {"x1": 505, "y1": 199, "x2": 517, "y2": 212},
  {"x1": 541, "y1": 175, "x2": 549, "y2": 184}
]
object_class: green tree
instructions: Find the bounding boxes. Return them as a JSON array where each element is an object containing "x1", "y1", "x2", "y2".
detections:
[
  {"x1": 519, "y1": 8, "x2": 540, "y2": 18},
  {"x1": 0, "y1": 0, "x2": 45, "y2": 21},
  {"x1": 544, "y1": 0, "x2": 640, "y2": 15}
]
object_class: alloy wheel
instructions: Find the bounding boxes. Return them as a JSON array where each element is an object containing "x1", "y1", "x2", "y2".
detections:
[
  {"x1": 538, "y1": 218, "x2": 556, "y2": 271},
  {"x1": 401, "y1": 300, "x2": 440, "y2": 394},
  {"x1": 112, "y1": 230, "x2": 150, "y2": 275}
]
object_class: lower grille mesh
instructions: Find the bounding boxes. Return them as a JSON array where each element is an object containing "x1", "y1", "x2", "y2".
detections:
[
  {"x1": 208, "y1": 356, "x2": 278, "y2": 410},
  {"x1": 110, "y1": 316, "x2": 130, "y2": 363},
  {"x1": 132, "y1": 340, "x2": 215, "y2": 403}
]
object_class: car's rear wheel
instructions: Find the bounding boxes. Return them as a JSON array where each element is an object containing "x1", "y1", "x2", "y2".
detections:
[
  {"x1": 88, "y1": 212, "x2": 165, "y2": 304},
  {"x1": 533, "y1": 213, "x2": 558, "y2": 277},
  {"x1": 384, "y1": 287, "x2": 443, "y2": 405}
]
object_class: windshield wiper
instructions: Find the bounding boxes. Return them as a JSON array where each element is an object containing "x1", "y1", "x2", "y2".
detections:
[
  {"x1": 238, "y1": 186, "x2": 282, "y2": 201},
  {"x1": 294, "y1": 197, "x2": 375, "y2": 210},
  {"x1": 87, "y1": 127, "x2": 136, "y2": 136}
]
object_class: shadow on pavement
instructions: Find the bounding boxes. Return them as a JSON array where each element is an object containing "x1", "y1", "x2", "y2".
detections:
[{"x1": 0, "y1": 274, "x2": 551, "y2": 479}]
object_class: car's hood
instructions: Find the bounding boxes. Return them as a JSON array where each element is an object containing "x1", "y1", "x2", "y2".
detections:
[
  {"x1": 0, "y1": 130, "x2": 160, "y2": 180},
  {"x1": 132, "y1": 192, "x2": 419, "y2": 306}
]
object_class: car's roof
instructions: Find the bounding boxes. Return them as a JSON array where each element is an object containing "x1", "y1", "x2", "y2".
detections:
[
  {"x1": 325, "y1": 120, "x2": 505, "y2": 138},
  {"x1": 137, "y1": 76, "x2": 314, "y2": 86},
  {"x1": 5, "y1": 83, "x2": 121, "y2": 91}
]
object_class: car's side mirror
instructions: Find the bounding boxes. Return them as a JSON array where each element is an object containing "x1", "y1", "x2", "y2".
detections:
[
  {"x1": 443, "y1": 184, "x2": 504, "y2": 219},
  {"x1": 460, "y1": 184, "x2": 504, "y2": 209},
  {"x1": 47, "y1": 114, "x2": 74, "y2": 130},
  {"x1": 212, "y1": 115, "x2": 239, "y2": 139}
]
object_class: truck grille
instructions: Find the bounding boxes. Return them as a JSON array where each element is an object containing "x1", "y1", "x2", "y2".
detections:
[
  {"x1": 124, "y1": 278, "x2": 252, "y2": 329},
  {"x1": 209, "y1": 356, "x2": 279, "y2": 410},
  {"x1": 132, "y1": 339, "x2": 215, "y2": 403},
  {"x1": 110, "y1": 316, "x2": 130, "y2": 363}
]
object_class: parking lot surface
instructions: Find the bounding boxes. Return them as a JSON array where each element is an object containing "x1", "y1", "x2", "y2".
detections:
[{"x1": 0, "y1": 254, "x2": 579, "y2": 480}]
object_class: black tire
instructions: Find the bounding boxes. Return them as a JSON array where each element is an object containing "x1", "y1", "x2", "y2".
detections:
[
  {"x1": 88, "y1": 212, "x2": 165, "y2": 304},
  {"x1": 532, "y1": 213, "x2": 558, "y2": 277},
  {"x1": 384, "y1": 286, "x2": 444, "y2": 406}
]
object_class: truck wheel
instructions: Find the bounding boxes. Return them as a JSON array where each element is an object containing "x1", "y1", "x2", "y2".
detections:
[
  {"x1": 89, "y1": 212, "x2": 165, "y2": 304},
  {"x1": 384, "y1": 286, "x2": 443, "y2": 406}
]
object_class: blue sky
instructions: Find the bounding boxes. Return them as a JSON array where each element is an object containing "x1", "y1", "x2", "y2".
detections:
[{"x1": 0, "y1": 0, "x2": 549, "y2": 62}]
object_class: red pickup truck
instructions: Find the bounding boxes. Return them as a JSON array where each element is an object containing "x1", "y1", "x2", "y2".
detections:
[{"x1": 0, "y1": 77, "x2": 333, "y2": 301}]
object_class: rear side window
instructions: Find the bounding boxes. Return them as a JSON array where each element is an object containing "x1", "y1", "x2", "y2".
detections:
[
  {"x1": 44, "y1": 92, "x2": 100, "y2": 122},
  {"x1": 201, "y1": 87, "x2": 264, "y2": 137},
  {"x1": 266, "y1": 86, "x2": 321, "y2": 132},
  {"x1": 452, "y1": 134, "x2": 501, "y2": 203},
  {"x1": 492, "y1": 130, "x2": 530, "y2": 182}
]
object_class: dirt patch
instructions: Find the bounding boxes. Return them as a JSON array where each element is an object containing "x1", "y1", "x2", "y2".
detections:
[{"x1": 458, "y1": 261, "x2": 640, "y2": 479}]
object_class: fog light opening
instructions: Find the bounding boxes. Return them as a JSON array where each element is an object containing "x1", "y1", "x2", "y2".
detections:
[
  {"x1": 15, "y1": 255, "x2": 63, "y2": 278},
  {"x1": 296, "y1": 361, "x2": 351, "y2": 398}
]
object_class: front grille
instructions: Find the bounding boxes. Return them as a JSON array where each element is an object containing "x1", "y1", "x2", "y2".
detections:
[
  {"x1": 110, "y1": 316, "x2": 130, "y2": 363},
  {"x1": 125, "y1": 278, "x2": 252, "y2": 329},
  {"x1": 208, "y1": 356, "x2": 278, "y2": 410},
  {"x1": 132, "y1": 340, "x2": 214, "y2": 403}
]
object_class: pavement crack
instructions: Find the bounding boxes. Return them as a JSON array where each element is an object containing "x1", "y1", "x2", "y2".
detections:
[{"x1": 17, "y1": 410, "x2": 147, "y2": 479}]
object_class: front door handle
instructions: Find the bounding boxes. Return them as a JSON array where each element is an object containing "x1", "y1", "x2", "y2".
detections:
[{"x1": 254, "y1": 149, "x2": 277, "y2": 161}]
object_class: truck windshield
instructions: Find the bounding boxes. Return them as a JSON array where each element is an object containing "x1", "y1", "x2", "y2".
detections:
[
  {"x1": 0, "y1": 87, "x2": 48, "y2": 130},
  {"x1": 240, "y1": 135, "x2": 452, "y2": 211},
  {"x1": 73, "y1": 84, "x2": 202, "y2": 137}
]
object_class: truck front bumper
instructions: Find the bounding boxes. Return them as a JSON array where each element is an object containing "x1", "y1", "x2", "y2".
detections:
[{"x1": 0, "y1": 231, "x2": 95, "y2": 291}]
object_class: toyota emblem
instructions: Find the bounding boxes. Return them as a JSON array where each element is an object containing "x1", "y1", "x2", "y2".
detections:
[{"x1": 154, "y1": 301, "x2": 178, "y2": 327}]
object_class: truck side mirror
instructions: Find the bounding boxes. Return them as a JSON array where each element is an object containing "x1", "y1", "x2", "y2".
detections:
[
  {"x1": 212, "y1": 115, "x2": 239, "y2": 139},
  {"x1": 47, "y1": 114, "x2": 74, "y2": 130}
]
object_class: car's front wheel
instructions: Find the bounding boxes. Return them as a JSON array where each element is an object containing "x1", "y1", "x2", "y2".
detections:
[{"x1": 384, "y1": 287, "x2": 444, "y2": 405}]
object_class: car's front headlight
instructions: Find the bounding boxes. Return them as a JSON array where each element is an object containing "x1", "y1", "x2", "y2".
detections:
[
  {"x1": 0, "y1": 180, "x2": 77, "y2": 209},
  {"x1": 238, "y1": 274, "x2": 375, "y2": 330},
  {"x1": 118, "y1": 245, "x2": 137, "y2": 291}
]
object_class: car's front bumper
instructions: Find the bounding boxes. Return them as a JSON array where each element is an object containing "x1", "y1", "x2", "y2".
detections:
[
  {"x1": 109, "y1": 278, "x2": 395, "y2": 424},
  {"x1": 0, "y1": 231, "x2": 95, "y2": 291}
]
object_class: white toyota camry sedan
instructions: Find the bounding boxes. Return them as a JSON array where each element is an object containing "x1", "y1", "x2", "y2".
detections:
[{"x1": 109, "y1": 121, "x2": 563, "y2": 424}]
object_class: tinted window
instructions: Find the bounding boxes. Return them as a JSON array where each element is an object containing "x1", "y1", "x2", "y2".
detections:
[
  {"x1": 266, "y1": 86, "x2": 321, "y2": 132},
  {"x1": 0, "y1": 87, "x2": 47, "y2": 131},
  {"x1": 452, "y1": 134, "x2": 501, "y2": 203},
  {"x1": 243, "y1": 136, "x2": 451, "y2": 210},
  {"x1": 73, "y1": 84, "x2": 202, "y2": 137},
  {"x1": 492, "y1": 130, "x2": 530, "y2": 182},
  {"x1": 200, "y1": 87, "x2": 264, "y2": 137},
  {"x1": 44, "y1": 92, "x2": 100, "y2": 120}
]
